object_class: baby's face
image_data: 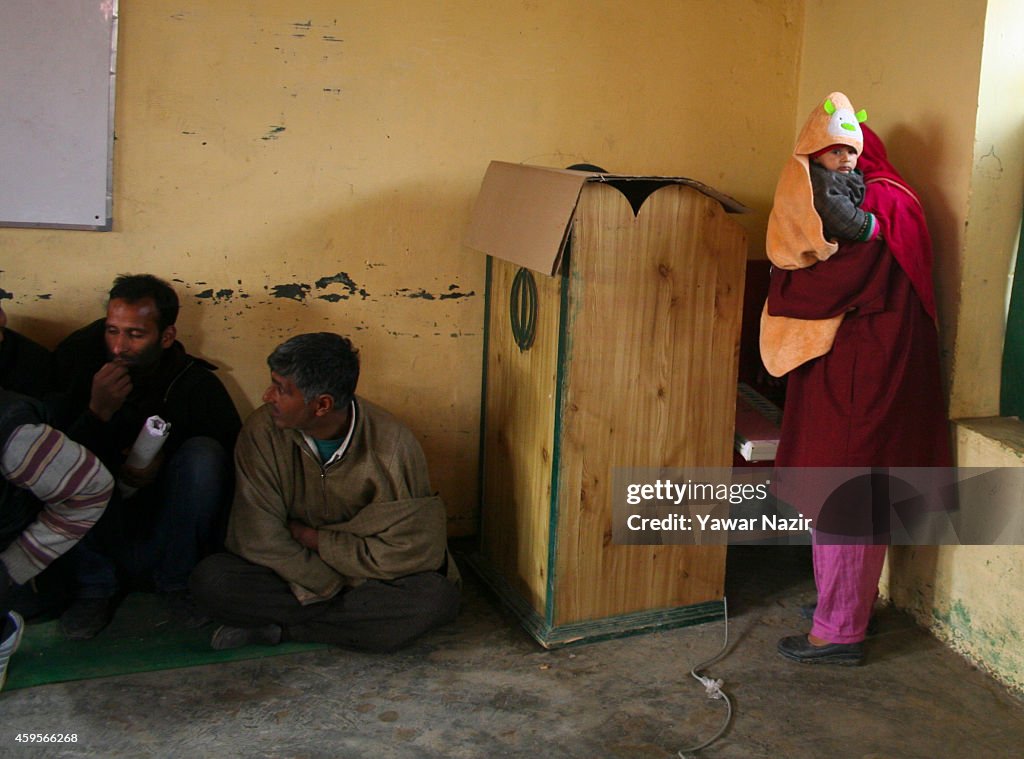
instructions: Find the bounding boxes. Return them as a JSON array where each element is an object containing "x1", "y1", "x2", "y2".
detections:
[{"x1": 814, "y1": 145, "x2": 858, "y2": 173}]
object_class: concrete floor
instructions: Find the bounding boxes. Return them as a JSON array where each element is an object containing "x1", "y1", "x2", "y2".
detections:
[{"x1": 3, "y1": 545, "x2": 1024, "y2": 758}]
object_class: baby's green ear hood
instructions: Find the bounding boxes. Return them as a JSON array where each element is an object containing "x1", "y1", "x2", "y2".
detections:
[
  {"x1": 766, "y1": 90, "x2": 870, "y2": 272},
  {"x1": 794, "y1": 91, "x2": 866, "y2": 156}
]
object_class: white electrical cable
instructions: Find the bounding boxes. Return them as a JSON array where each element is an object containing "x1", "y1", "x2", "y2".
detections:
[{"x1": 676, "y1": 596, "x2": 733, "y2": 757}]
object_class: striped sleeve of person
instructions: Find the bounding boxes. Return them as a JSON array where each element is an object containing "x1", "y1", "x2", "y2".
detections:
[{"x1": 0, "y1": 423, "x2": 113, "y2": 584}]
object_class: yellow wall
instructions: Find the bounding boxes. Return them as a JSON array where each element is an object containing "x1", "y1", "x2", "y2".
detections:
[
  {"x1": 5, "y1": 0, "x2": 1020, "y2": 693},
  {"x1": 801, "y1": 0, "x2": 1024, "y2": 694},
  {"x1": 799, "y1": 0, "x2": 987, "y2": 396},
  {"x1": 0, "y1": 0, "x2": 803, "y2": 534},
  {"x1": 949, "y1": 0, "x2": 1024, "y2": 419},
  {"x1": 885, "y1": 421, "x2": 1024, "y2": 693}
]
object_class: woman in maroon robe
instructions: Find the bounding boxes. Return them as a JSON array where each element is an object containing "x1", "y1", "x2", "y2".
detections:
[{"x1": 766, "y1": 125, "x2": 951, "y2": 665}]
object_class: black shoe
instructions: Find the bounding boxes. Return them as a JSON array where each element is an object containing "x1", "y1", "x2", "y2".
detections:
[
  {"x1": 777, "y1": 634, "x2": 864, "y2": 666},
  {"x1": 799, "y1": 603, "x2": 879, "y2": 636},
  {"x1": 160, "y1": 590, "x2": 212, "y2": 630},
  {"x1": 210, "y1": 623, "x2": 282, "y2": 651},
  {"x1": 59, "y1": 598, "x2": 115, "y2": 641}
]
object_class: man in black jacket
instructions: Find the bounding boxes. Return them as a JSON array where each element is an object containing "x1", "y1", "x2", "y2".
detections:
[
  {"x1": 0, "y1": 303, "x2": 55, "y2": 399},
  {"x1": 54, "y1": 274, "x2": 241, "y2": 639}
]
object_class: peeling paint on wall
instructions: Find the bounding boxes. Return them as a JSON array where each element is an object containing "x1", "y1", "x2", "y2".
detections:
[
  {"x1": 396, "y1": 286, "x2": 476, "y2": 301},
  {"x1": 315, "y1": 271, "x2": 367, "y2": 300},
  {"x1": 399, "y1": 288, "x2": 435, "y2": 300},
  {"x1": 928, "y1": 598, "x2": 1024, "y2": 691},
  {"x1": 932, "y1": 599, "x2": 973, "y2": 634},
  {"x1": 195, "y1": 288, "x2": 236, "y2": 302},
  {"x1": 440, "y1": 285, "x2": 475, "y2": 300},
  {"x1": 0, "y1": 275, "x2": 476, "y2": 309},
  {"x1": 269, "y1": 283, "x2": 311, "y2": 300}
]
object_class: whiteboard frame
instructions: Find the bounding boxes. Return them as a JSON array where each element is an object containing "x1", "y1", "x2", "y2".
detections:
[{"x1": 0, "y1": 0, "x2": 119, "y2": 231}]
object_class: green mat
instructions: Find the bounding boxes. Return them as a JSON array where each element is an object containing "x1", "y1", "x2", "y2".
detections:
[{"x1": 5, "y1": 593, "x2": 326, "y2": 691}]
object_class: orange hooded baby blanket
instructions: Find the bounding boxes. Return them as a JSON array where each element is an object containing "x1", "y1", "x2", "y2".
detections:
[
  {"x1": 766, "y1": 92, "x2": 868, "y2": 270},
  {"x1": 760, "y1": 92, "x2": 868, "y2": 376}
]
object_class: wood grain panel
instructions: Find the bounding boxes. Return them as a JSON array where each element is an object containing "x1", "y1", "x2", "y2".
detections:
[
  {"x1": 553, "y1": 183, "x2": 746, "y2": 625},
  {"x1": 480, "y1": 257, "x2": 562, "y2": 614}
]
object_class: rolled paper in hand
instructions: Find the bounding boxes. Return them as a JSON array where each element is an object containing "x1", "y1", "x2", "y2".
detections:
[{"x1": 118, "y1": 415, "x2": 172, "y2": 497}]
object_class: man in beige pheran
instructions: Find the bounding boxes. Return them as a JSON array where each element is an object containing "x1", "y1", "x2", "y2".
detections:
[{"x1": 190, "y1": 333, "x2": 460, "y2": 651}]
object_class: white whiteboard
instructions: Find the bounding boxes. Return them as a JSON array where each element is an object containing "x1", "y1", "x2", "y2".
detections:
[{"x1": 0, "y1": 0, "x2": 118, "y2": 230}]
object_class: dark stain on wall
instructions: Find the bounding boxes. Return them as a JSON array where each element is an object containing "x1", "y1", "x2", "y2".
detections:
[
  {"x1": 398, "y1": 288, "x2": 435, "y2": 300},
  {"x1": 270, "y1": 283, "x2": 311, "y2": 301},
  {"x1": 395, "y1": 285, "x2": 476, "y2": 300},
  {"x1": 314, "y1": 272, "x2": 368, "y2": 300},
  {"x1": 192, "y1": 288, "x2": 234, "y2": 301},
  {"x1": 260, "y1": 280, "x2": 476, "y2": 303},
  {"x1": 2, "y1": 271, "x2": 473, "y2": 311},
  {"x1": 194, "y1": 288, "x2": 241, "y2": 302}
]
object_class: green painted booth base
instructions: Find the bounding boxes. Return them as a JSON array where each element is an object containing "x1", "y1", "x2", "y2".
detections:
[{"x1": 464, "y1": 551, "x2": 725, "y2": 649}]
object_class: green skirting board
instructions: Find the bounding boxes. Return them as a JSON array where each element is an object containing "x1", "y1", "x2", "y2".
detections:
[{"x1": 4, "y1": 593, "x2": 326, "y2": 692}]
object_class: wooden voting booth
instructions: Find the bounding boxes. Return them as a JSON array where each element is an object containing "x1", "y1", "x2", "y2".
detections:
[{"x1": 465, "y1": 161, "x2": 748, "y2": 647}]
